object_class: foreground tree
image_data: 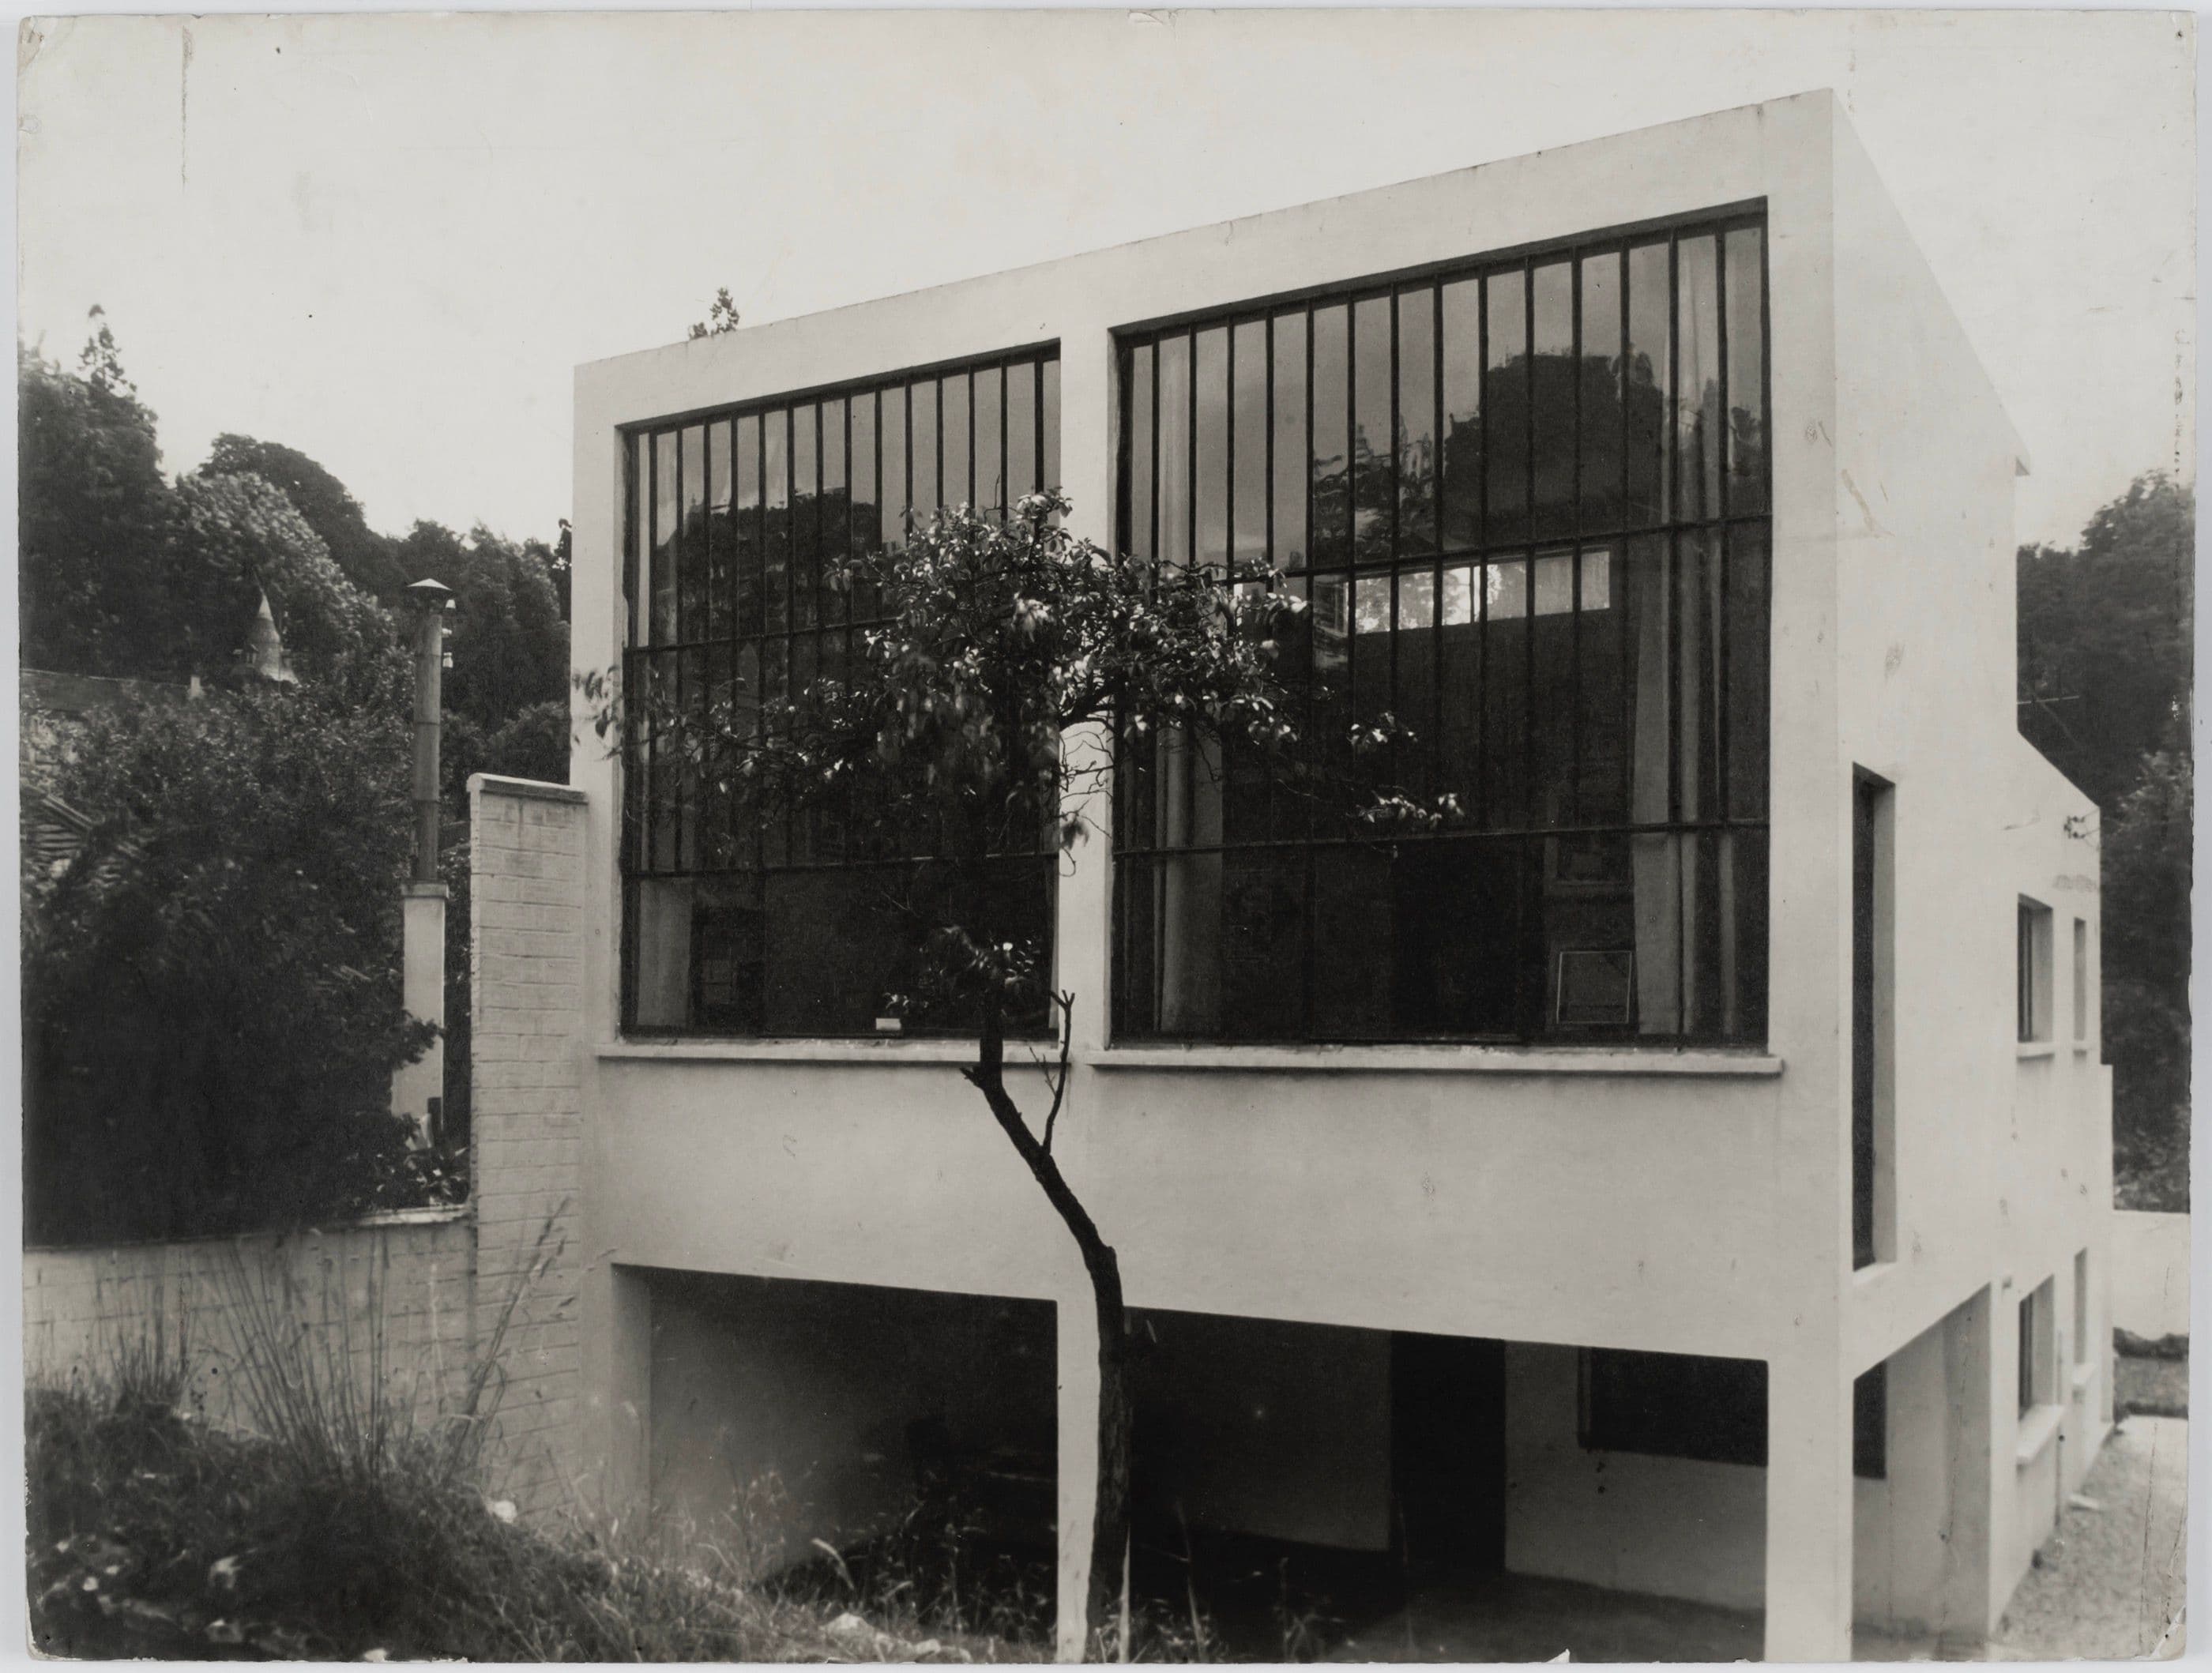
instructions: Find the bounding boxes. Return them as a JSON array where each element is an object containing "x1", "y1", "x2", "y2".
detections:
[
  {"x1": 23, "y1": 650, "x2": 436, "y2": 1243},
  {"x1": 592, "y1": 491, "x2": 1413, "y2": 1649}
]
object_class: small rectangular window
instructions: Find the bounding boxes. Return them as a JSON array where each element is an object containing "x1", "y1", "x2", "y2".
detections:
[
  {"x1": 1853, "y1": 771, "x2": 1894, "y2": 1269},
  {"x1": 2018, "y1": 898, "x2": 2053, "y2": 1043},
  {"x1": 2072, "y1": 918, "x2": 2090, "y2": 1043},
  {"x1": 1853, "y1": 1362, "x2": 1887, "y2": 1480},
  {"x1": 2018, "y1": 1277, "x2": 2055, "y2": 1416},
  {"x1": 2074, "y1": 1249, "x2": 2090, "y2": 1367},
  {"x1": 1579, "y1": 1348, "x2": 1765, "y2": 1468}
]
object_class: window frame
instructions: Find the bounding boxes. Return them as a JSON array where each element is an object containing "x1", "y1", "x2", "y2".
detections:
[
  {"x1": 616, "y1": 344, "x2": 1063, "y2": 1040},
  {"x1": 1109, "y1": 205, "x2": 1774, "y2": 1049},
  {"x1": 2018, "y1": 897, "x2": 2054, "y2": 1044}
]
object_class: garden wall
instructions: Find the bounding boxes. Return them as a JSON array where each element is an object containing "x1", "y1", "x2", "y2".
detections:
[
  {"x1": 2112, "y1": 1209, "x2": 2191, "y2": 1342},
  {"x1": 23, "y1": 1209, "x2": 476, "y2": 1433}
]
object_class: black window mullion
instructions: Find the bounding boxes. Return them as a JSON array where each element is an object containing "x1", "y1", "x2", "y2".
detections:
[{"x1": 1302, "y1": 306, "x2": 1318, "y2": 1040}]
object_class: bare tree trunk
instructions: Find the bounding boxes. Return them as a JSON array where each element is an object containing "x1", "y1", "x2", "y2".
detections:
[{"x1": 968, "y1": 1006, "x2": 1132, "y2": 1660}]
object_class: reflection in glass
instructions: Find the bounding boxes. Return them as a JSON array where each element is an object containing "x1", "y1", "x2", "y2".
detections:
[
  {"x1": 1352, "y1": 295, "x2": 1393, "y2": 563},
  {"x1": 942, "y1": 373, "x2": 971, "y2": 511},
  {"x1": 1626, "y1": 242, "x2": 1671, "y2": 525},
  {"x1": 707, "y1": 419, "x2": 733, "y2": 639},
  {"x1": 1157, "y1": 335, "x2": 1191, "y2": 566},
  {"x1": 1040, "y1": 360, "x2": 1059, "y2": 502},
  {"x1": 1485, "y1": 270, "x2": 1527, "y2": 547},
  {"x1": 652, "y1": 430, "x2": 679, "y2": 645},
  {"x1": 1232, "y1": 319, "x2": 1268, "y2": 571},
  {"x1": 792, "y1": 405, "x2": 818, "y2": 630},
  {"x1": 974, "y1": 367, "x2": 1003, "y2": 513},
  {"x1": 1271, "y1": 314, "x2": 1307, "y2": 569},
  {"x1": 1194, "y1": 327, "x2": 1230, "y2": 567},
  {"x1": 1440, "y1": 278, "x2": 1482, "y2": 550},
  {"x1": 762, "y1": 408, "x2": 789, "y2": 633},
  {"x1": 881, "y1": 384, "x2": 908, "y2": 546},
  {"x1": 1127, "y1": 344, "x2": 1156, "y2": 558},
  {"x1": 1530, "y1": 262, "x2": 1574, "y2": 540},
  {"x1": 1676, "y1": 235, "x2": 1722, "y2": 522},
  {"x1": 1006, "y1": 361, "x2": 1037, "y2": 504},
  {"x1": 820, "y1": 400, "x2": 848, "y2": 622},
  {"x1": 1310, "y1": 305, "x2": 1349, "y2": 566},
  {"x1": 1725, "y1": 227, "x2": 1767, "y2": 514},
  {"x1": 1398, "y1": 288, "x2": 1436, "y2": 555},
  {"x1": 911, "y1": 380, "x2": 940, "y2": 523},
  {"x1": 1579, "y1": 253, "x2": 1624, "y2": 533}
]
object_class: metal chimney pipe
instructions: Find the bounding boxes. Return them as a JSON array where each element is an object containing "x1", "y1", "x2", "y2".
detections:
[{"x1": 404, "y1": 578, "x2": 453, "y2": 884}]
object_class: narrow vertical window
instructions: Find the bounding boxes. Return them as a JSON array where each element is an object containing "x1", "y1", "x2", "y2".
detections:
[
  {"x1": 2073, "y1": 1250, "x2": 2090, "y2": 1366},
  {"x1": 2072, "y1": 918, "x2": 2090, "y2": 1043},
  {"x1": 1853, "y1": 770, "x2": 1894, "y2": 1270},
  {"x1": 2018, "y1": 898, "x2": 2053, "y2": 1043}
]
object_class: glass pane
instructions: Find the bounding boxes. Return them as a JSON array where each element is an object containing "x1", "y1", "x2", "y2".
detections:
[
  {"x1": 1271, "y1": 313, "x2": 1307, "y2": 570},
  {"x1": 910, "y1": 378, "x2": 940, "y2": 526},
  {"x1": 627, "y1": 432, "x2": 647, "y2": 645},
  {"x1": 652, "y1": 430, "x2": 678, "y2": 644},
  {"x1": 1440, "y1": 278, "x2": 1483, "y2": 550},
  {"x1": 974, "y1": 364, "x2": 1003, "y2": 513},
  {"x1": 706, "y1": 420, "x2": 734, "y2": 640},
  {"x1": 1311, "y1": 570, "x2": 1351, "y2": 811},
  {"x1": 1398, "y1": 288, "x2": 1437, "y2": 556},
  {"x1": 1232, "y1": 319, "x2": 1268, "y2": 573},
  {"x1": 1483, "y1": 557, "x2": 1529, "y2": 825},
  {"x1": 1393, "y1": 836, "x2": 1528, "y2": 1036},
  {"x1": 1485, "y1": 270, "x2": 1528, "y2": 547},
  {"x1": 1726, "y1": 524, "x2": 1770, "y2": 819},
  {"x1": 1006, "y1": 359, "x2": 1038, "y2": 504},
  {"x1": 848, "y1": 397, "x2": 878, "y2": 621},
  {"x1": 1041, "y1": 359, "x2": 1060, "y2": 500},
  {"x1": 1577, "y1": 543, "x2": 1629, "y2": 828},
  {"x1": 1626, "y1": 242, "x2": 1671, "y2": 525},
  {"x1": 1398, "y1": 568, "x2": 1437, "y2": 799},
  {"x1": 1194, "y1": 326, "x2": 1230, "y2": 567},
  {"x1": 820, "y1": 399, "x2": 848, "y2": 623},
  {"x1": 1310, "y1": 844, "x2": 1391, "y2": 1036},
  {"x1": 762, "y1": 408, "x2": 789, "y2": 633},
  {"x1": 1127, "y1": 344, "x2": 1155, "y2": 558},
  {"x1": 1530, "y1": 261, "x2": 1574, "y2": 540},
  {"x1": 679, "y1": 425, "x2": 707, "y2": 640},
  {"x1": 942, "y1": 372, "x2": 972, "y2": 511},
  {"x1": 1352, "y1": 295, "x2": 1393, "y2": 564},
  {"x1": 1725, "y1": 227, "x2": 1768, "y2": 514},
  {"x1": 735, "y1": 415, "x2": 762, "y2": 634},
  {"x1": 1532, "y1": 549, "x2": 1576, "y2": 825},
  {"x1": 1437, "y1": 562, "x2": 1480, "y2": 824},
  {"x1": 1675, "y1": 528, "x2": 1721, "y2": 821},
  {"x1": 882, "y1": 383, "x2": 908, "y2": 547},
  {"x1": 791, "y1": 404, "x2": 818, "y2": 630},
  {"x1": 1309, "y1": 304, "x2": 1349, "y2": 566},
  {"x1": 1580, "y1": 253, "x2": 1625, "y2": 535},
  {"x1": 1676, "y1": 235, "x2": 1722, "y2": 522},
  {"x1": 1157, "y1": 335, "x2": 1191, "y2": 566},
  {"x1": 1221, "y1": 848, "x2": 1305, "y2": 1039},
  {"x1": 1621, "y1": 536, "x2": 1672, "y2": 826}
]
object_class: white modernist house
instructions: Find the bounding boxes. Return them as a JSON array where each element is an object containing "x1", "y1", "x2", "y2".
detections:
[{"x1": 532, "y1": 91, "x2": 2113, "y2": 1660}]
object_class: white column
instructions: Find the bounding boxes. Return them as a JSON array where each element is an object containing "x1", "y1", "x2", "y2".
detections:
[
  {"x1": 1055, "y1": 1296, "x2": 1102, "y2": 1663},
  {"x1": 393, "y1": 879, "x2": 447, "y2": 1142},
  {"x1": 1763, "y1": 1352, "x2": 1855, "y2": 1660}
]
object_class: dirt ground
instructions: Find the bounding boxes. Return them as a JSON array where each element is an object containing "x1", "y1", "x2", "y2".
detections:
[{"x1": 1988, "y1": 1413, "x2": 2188, "y2": 1661}]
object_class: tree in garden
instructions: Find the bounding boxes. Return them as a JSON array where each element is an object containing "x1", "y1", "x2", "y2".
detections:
[
  {"x1": 18, "y1": 322, "x2": 179, "y2": 679},
  {"x1": 203, "y1": 432, "x2": 411, "y2": 601},
  {"x1": 592, "y1": 491, "x2": 1423, "y2": 1648},
  {"x1": 2101, "y1": 727, "x2": 2192, "y2": 1209},
  {"x1": 22, "y1": 660, "x2": 436, "y2": 1244}
]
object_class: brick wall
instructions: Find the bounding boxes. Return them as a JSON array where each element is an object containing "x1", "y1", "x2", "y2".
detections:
[
  {"x1": 468, "y1": 773, "x2": 589, "y2": 1517},
  {"x1": 24, "y1": 1212, "x2": 476, "y2": 1434}
]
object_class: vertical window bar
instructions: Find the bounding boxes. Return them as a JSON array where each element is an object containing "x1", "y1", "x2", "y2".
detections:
[
  {"x1": 1433, "y1": 285, "x2": 1446, "y2": 819},
  {"x1": 1570, "y1": 266, "x2": 1585, "y2": 825},
  {"x1": 1475, "y1": 281, "x2": 1489, "y2": 829},
  {"x1": 1302, "y1": 306, "x2": 1318, "y2": 1036},
  {"x1": 1522, "y1": 262, "x2": 1537, "y2": 837}
]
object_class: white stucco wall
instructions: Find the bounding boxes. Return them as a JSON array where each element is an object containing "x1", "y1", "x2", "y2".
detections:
[{"x1": 2112, "y1": 1209, "x2": 2191, "y2": 1340}]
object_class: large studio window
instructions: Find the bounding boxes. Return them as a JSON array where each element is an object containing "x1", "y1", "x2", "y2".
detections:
[
  {"x1": 621, "y1": 350, "x2": 1062, "y2": 1036},
  {"x1": 1114, "y1": 213, "x2": 1771, "y2": 1044}
]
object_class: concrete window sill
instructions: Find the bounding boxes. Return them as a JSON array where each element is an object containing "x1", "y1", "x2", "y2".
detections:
[
  {"x1": 600, "y1": 1039, "x2": 985, "y2": 1066},
  {"x1": 2017, "y1": 1041, "x2": 2058, "y2": 1061},
  {"x1": 2015, "y1": 1402, "x2": 2064, "y2": 1467},
  {"x1": 1092, "y1": 1044, "x2": 1784, "y2": 1077}
]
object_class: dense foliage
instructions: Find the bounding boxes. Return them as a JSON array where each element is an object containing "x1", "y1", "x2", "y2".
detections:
[
  {"x1": 2018, "y1": 472, "x2": 2194, "y2": 1209},
  {"x1": 20, "y1": 314, "x2": 571, "y2": 1239}
]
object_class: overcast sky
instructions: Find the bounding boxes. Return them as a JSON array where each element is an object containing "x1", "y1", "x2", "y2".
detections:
[{"x1": 17, "y1": 8, "x2": 2195, "y2": 552}]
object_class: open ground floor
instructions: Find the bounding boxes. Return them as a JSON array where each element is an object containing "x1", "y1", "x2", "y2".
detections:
[{"x1": 615, "y1": 1267, "x2": 2112, "y2": 1661}]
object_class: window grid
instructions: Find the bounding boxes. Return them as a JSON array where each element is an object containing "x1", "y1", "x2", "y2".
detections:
[
  {"x1": 620, "y1": 347, "x2": 1060, "y2": 1036},
  {"x1": 1113, "y1": 210, "x2": 1771, "y2": 1047}
]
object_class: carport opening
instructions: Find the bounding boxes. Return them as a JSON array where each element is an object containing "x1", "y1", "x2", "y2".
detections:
[{"x1": 642, "y1": 1269, "x2": 1055, "y2": 1637}]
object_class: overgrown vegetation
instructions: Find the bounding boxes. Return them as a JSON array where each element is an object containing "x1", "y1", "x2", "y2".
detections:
[
  {"x1": 20, "y1": 310, "x2": 570, "y2": 1239},
  {"x1": 2017, "y1": 472, "x2": 2194, "y2": 1211}
]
